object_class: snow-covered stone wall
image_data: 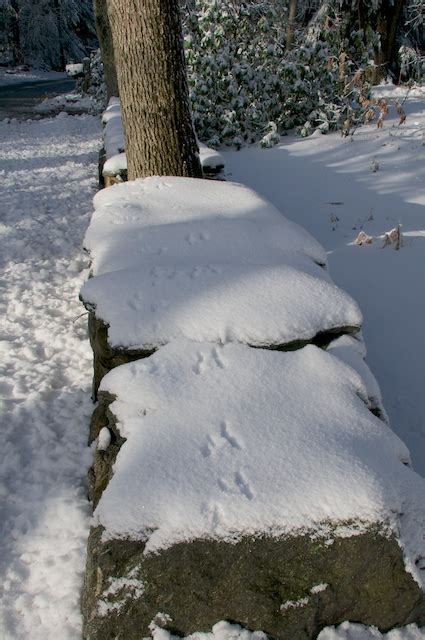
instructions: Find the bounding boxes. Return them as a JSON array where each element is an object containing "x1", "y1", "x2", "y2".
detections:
[{"x1": 80, "y1": 175, "x2": 425, "y2": 640}]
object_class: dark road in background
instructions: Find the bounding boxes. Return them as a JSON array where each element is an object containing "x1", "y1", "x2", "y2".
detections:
[{"x1": 0, "y1": 77, "x2": 77, "y2": 119}]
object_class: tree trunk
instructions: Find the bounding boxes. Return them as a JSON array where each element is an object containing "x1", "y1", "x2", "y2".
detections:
[
  {"x1": 9, "y1": 0, "x2": 21, "y2": 65},
  {"x1": 374, "y1": 0, "x2": 404, "y2": 82},
  {"x1": 53, "y1": 0, "x2": 66, "y2": 71},
  {"x1": 106, "y1": 0, "x2": 202, "y2": 180},
  {"x1": 93, "y1": 0, "x2": 119, "y2": 99},
  {"x1": 286, "y1": 0, "x2": 297, "y2": 50},
  {"x1": 357, "y1": 0, "x2": 367, "y2": 39}
]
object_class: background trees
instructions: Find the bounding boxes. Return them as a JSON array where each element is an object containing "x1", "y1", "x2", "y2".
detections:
[
  {"x1": 2, "y1": 0, "x2": 421, "y2": 149},
  {"x1": 181, "y1": 0, "x2": 359, "y2": 145},
  {"x1": 92, "y1": 0, "x2": 117, "y2": 98},
  {"x1": 0, "y1": 0, "x2": 97, "y2": 69},
  {"x1": 85, "y1": 0, "x2": 423, "y2": 149},
  {"x1": 180, "y1": 0, "x2": 423, "y2": 146}
]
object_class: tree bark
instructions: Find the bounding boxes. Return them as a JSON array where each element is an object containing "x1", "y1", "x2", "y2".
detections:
[
  {"x1": 53, "y1": 0, "x2": 66, "y2": 71},
  {"x1": 374, "y1": 0, "x2": 404, "y2": 81},
  {"x1": 8, "y1": 0, "x2": 21, "y2": 65},
  {"x1": 286, "y1": 0, "x2": 297, "y2": 50},
  {"x1": 106, "y1": 0, "x2": 202, "y2": 180},
  {"x1": 93, "y1": 0, "x2": 119, "y2": 99}
]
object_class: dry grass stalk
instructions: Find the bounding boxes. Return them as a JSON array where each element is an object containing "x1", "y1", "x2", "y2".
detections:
[
  {"x1": 396, "y1": 101, "x2": 407, "y2": 125},
  {"x1": 355, "y1": 230, "x2": 373, "y2": 245},
  {"x1": 341, "y1": 117, "x2": 352, "y2": 137},
  {"x1": 382, "y1": 225, "x2": 403, "y2": 250},
  {"x1": 377, "y1": 100, "x2": 388, "y2": 129},
  {"x1": 364, "y1": 107, "x2": 376, "y2": 124},
  {"x1": 370, "y1": 158, "x2": 379, "y2": 172}
]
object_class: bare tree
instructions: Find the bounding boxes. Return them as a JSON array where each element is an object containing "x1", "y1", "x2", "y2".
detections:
[
  {"x1": 106, "y1": 0, "x2": 202, "y2": 180},
  {"x1": 286, "y1": 0, "x2": 297, "y2": 50},
  {"x1": 373, "y1": 0, "x2": 404, "y2": 81},
  {"x1": 92, "y1": 0, "x2": 118, "y2": 99},
  {"x1": 338, "y1": 0, "x2": 404, "y2": 82}
]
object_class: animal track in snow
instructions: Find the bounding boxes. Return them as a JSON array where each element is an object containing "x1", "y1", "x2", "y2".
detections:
[
  {"x1": 192, "y1": 351, "x2": 205, "y2": 375},
  {"x1": 200, "y1": 435, "x2": 217, "y2": 458},
  {"x1": 206, "y1": 265, "x2": 222, "y2": 274},
  {"x1": 217, "y1": 478, "x2": 232, "y2": 493},
  {"x1": 192, "y1": 347, "x2": 226, "y2": 376},
  {"x1": 189, "y1": 265, "x2": 221, "y2": 279},
  {"x1": 127, "y1": 298, "x2": 142, "y2": 311},
  {"x1": 150, "y1": 301, "x2": 168, "y2": 314},
  {"x1": 190, "y1": 266, "x2": 203, "y2": 279},
  {"x1": 201, "y1": 502, "x2": 224, "y2": 531},
  {"x1": 185, "y1": 231, "x2": 210, "y2": 245},
  {"x1": 211, "y1": 347, "x2": 225, "y2": 369},
  {"x1": 234, "y1": 471, "x2": 254, "y2": 500},
  {"x1": 149, "y1": 266, "x2": 176, "y2": 286},
  {"x1": 220, "y1": 420, "x2": 241, "y2": 449},
  {"x1": 199, "y1": 420, "x2": 243, "y2": 460}
]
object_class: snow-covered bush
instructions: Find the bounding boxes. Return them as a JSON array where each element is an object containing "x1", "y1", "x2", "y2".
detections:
[
  {"x1": 84, "y1": 0, "x2": 388, "y2": 146},
  {"x1": 76, "y1": 49, "x2": 107, "y2": 113},
  {"x1": 182, "y1": 0, "x2": 287, "y2": 146},
  {"x1": 403, "y1": 0, "x2": 424, "y2": 54},
  {"x1": 399, "y1": 45, "x2": 424, "y2": 83},
  {"x1": 181, "y1": 0, "x2": 373, "y2": 146}
]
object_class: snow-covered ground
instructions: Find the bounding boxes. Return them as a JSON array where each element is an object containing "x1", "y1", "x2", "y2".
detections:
[
  {"x1": 224, "y1": 84, "x2": 425, "y2": 476},
  {"x1": 0, "y1": 112, "x2": 101, "y2": 639},
  {"x1": 34, "y1": 93, "x2": 94, "y2": 115},
  {"x1": 0, "y1": 83, "x2": 424, "y2": 639}
]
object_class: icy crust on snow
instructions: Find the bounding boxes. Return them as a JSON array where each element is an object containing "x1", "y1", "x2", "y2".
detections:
[
  {"x1": 95, "y1": 340, "x2": 425, "y2": 584},
  {"x1": 84, "y1": 176, "x2": 327, "y2": 275},
  {"x1": 81, "y1": 257, "x2": 361, "y2": 350}
]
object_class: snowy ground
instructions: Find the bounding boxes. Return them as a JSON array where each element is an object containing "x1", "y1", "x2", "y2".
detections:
[
  {"x1": 0, "y1": 112, "x2": 100, "y2": 639},
  {"x1": 224, "y1": 85, "x2": 425, "y2": 476},
  {"x1": 34, "y1": 93, "x2": 94, "y2": 115},
  {"x1": 0, "y1": 84, "x2": 424, "y2": 640}
]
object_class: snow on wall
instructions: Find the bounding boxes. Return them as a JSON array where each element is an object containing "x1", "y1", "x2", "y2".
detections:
[
  {"x1": 81, "y1": 164, "x2": 425, "y2": 598},
  {"x1": 84, "y1": 176, "x2": 327, "y2": 275},
  {"x1": 81, "y1": 257, "x2": 361, "y2": 351},
  {"x1": 149, "y1": 619, "x2": 425, "y2": 640},
  {"x1": 81, "y1": 176, "x2": 358, "y2": 351},
  {"x1": 327, "y1": 334, "x2": 390, "y2": 425},
  {"x1": 95, "y1": 339, "x2": 425, "y2": 589}
]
